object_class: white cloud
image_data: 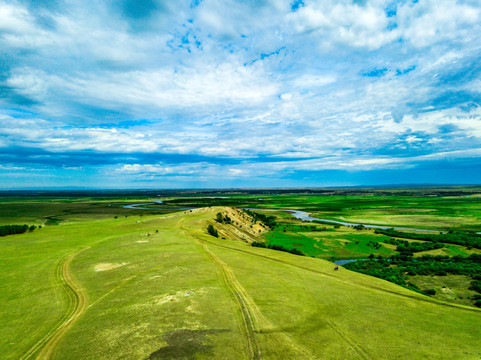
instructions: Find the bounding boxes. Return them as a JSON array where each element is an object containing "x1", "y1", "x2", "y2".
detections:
[
  {"x1": 397, "y1": 0, "x2": 480, "y2": 47},
  {"x1": 287, "y1": 1, "x2": 396, "y2": 50},
  {"x1": 1, "y1": 0, "x2": 481, "y2": 187}
]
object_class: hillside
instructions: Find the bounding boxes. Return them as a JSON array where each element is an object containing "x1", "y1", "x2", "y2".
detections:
[{"x1": 1, "y1": 207, "x2": 480, "y2": 359}]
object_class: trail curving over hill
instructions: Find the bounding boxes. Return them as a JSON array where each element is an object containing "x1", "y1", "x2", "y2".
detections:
[
  {"x1": 179, "y1": 213, "x2": 317, "y2": 360},
  {"x1": 178, "y1": 219, "x2": 262, "y2": 359},
  {"x1": 197, "y1": 236, "x2": 371, "y2": 359},
  {"x1": 21, "y1": 248, "x2": 89, "y2": 360},
  {"x1": 200, "y1": 236, "x2": 481, "y2": 313}
]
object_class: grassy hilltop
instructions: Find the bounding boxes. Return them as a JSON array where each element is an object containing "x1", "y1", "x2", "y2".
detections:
[{"x1": 1, "y1": 204, "x2": 480, "y2": 359}]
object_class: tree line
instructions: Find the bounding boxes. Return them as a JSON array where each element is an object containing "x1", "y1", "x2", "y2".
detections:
[
  {"x1": 383, "y1": 237, "x2": 444, "y2": 253},
  {"x1": 0, "y1": 224, "x2": 37, "y2": 237},
  {"x1": 374, "y1": 228, "x2": 481, "y2": 249},
  {"x1": 243, "y1": 210, "x2": 277, "y2": 228},
  {"x1": 251, "y1": 241, "x2": 305, "y2": 256}
]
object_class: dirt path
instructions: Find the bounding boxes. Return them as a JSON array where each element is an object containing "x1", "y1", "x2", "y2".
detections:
[
  {"x1": 201, "y1": 237, "x2": 481, "y2": 313},
  {"x1": 177, "y1": 220, "x2": 261, "y2": 359},
  {"x1": 198, "y1": 235, "x2": 263, "y2": 359},
  {"x1": 200, "y1": 237, "x2": 369, "y2": 359},
  {"x1": 179, "y1": 219, "x2": 315, "y2": 359},
  {"x1": 21, "y1": 248, "x2": 89, "y2": 360}
]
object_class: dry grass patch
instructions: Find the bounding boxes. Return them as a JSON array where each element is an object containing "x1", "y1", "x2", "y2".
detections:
[{"x1": 94, "y1": 262, "x2": 128, "y2": 272}]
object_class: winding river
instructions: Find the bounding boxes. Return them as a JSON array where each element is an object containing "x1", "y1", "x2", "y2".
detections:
[
  {"x1": 123, "y1": 202, "x2": 444, "y2": 233},
  {"x1": 122, "y1": 201, "x2": 163, "y2": 209},
  {"x1": 284, "y1": 209, "x2": 444, "y2": 233}
]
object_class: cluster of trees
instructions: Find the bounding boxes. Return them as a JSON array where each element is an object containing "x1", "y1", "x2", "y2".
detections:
[
  {"x1": 471, "y1": 274, "x2": 481, "y2": 307},
  {"x1": 374, "y1": 228, "x2": 481, "y2": 249},
  {"x1": 243, "y1": 210, "x2": 277, "y2": 228},
  {"x1": 383, "y1": 238, "x2": 444, "y2": 253},
  {"x1": 280, "y1": 224, "x2": 331, "y2": 232},
  {"x1": 215, "y1": 212, "x2": 232, "y2": 224},
  {"x1": 207, "y1": 224, "x2": 218, "y2": 238},
  {"x1": 252, "y1": 241, "x2": 305, "y2": 256},
  {"x1": 312, "y1": 220, "x2": 341, "y2": 228},
  {"x1": 304, "y1": 225, "x2": 330, "y2": 232},
  {"x1": 344, "y1": 254, "x2": 481, "y2": 305},
  {"x1": 0, "y1": 224, "x2": 37, "y2": 237},
  {"x1": 366, "y1": 241, "x2": 382, "y2": 250},
  {"x1": 470, "y1": 277, "x2": 481, "y2": 293}
]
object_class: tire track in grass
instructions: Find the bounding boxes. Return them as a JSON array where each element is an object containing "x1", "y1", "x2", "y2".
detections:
[
  {"x1": 21, "y1": 248, "x2": 89, "y2": 360},
  {"x1": 200, "y1": 237, "x2": 370, "y2": 359},
  {"x1": 199, "y1": 237, "x2": 262, "y2": 360},
  {"x1": 178, "y1": 220, "x2": 261, "y2": 360},
  {"x1": 198, "y1": 235, "x2": 481, "y2": 357},
  {"x1": 201, "y1": 237, "x2": 481, "y2": 313},
  {"x1": 179, "y1": 219, "x2": 315, "y2": 360}
]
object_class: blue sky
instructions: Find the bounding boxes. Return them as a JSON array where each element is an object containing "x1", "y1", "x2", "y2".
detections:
[{"x1": 1, "y1": 0, "x2": 481, "y2": 189}]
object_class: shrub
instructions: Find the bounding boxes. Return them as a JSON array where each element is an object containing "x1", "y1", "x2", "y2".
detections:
[
  {"x1": 252, "y1": 241, "x2": 267, "y2": 248},
  {"x1": 207, "y1": 224, "x2": 218, "y2": 238}
]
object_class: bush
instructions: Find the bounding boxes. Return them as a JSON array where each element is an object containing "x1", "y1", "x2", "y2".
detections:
[
  {"x1": 252, "y1": 241, "x2": 267, "y2": 248},
  {"x1": 207, "y1": 224, "x2": 218, "y2": 238},
  {"x1": 469, "y1": 280, "x2": 481, "y2": 293},
  {"x1": 252, "y1": 242, "x2": 304, "y2": 256}
]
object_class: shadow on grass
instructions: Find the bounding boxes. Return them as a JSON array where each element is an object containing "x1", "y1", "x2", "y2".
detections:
[{"x1": 147, "y1": 329, "x2": 231, "y2": 359}]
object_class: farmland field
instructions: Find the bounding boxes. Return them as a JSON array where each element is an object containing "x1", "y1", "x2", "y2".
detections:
[{"x1": 1, "y1": 189, "x2": 481, "y2": 359}]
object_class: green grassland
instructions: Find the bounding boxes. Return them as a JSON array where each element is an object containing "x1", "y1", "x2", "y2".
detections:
[
  {"x1": 261, "y1": 212, "x2": 481, "y2": 307},
  {"x1": 1, "y1": 201, "x2": 481, "y2": 359},
  {"x1": 158, "y1": 189, "x2": 481, "y2": 231},
  {"x1": 409, "y1": 275, "x2": 478, "y2": 307},
  {"x1": 263, "y1": 217, "x2": 480, "y2": 260},
  {"x1": 4, "y1": 187, "x2": 481, "y2": 231},
  {"x1": 0, "y1": 196, "x2": 178, "y2": 226}
]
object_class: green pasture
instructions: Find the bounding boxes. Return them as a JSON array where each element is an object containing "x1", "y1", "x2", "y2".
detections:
[
  {"x1": 3, "y1": 188, "x2": 481, "y2": 230},
  {"x1": 261, "y1": 194, "x2": 481, "y2": 230},
  {"x1": 0, "y1": 197, "x2": 174, "y2": 225},
  {"x1": 264, "y1": 224, "x2": 397, "y2": 259},
  {"x1": 409, "y1": 275, "x2": 478, "y2": 307},
  {"x1": 1, "y1": 197, "x2": 480, "y2": 359},
  {"x1": 146, "y1": 190, "x2": 481, "y2": 230},
  {"x1": 263, "y1": 218, "x2": 479, "y2": 260}
]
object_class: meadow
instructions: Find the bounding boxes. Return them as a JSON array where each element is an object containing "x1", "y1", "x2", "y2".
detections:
[
  {"x1": 1, "y1": 189, "x2": 481, "y2": 359},
  {"x1": 154, "y1": 186, "x2": 481, "y2": 230}
]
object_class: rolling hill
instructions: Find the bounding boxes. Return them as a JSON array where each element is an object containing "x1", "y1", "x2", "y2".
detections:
[{"x1": 1, "y1": 207, "x2": 480, "y2": 359}]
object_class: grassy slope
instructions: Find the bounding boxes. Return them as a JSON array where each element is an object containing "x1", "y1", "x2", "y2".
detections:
[
  {"x1": 1, "y1": 207, "x2": 480, "y2": 359},
  {"x1": 185, "y1": 211, "x2": 481, "y2": 359}
]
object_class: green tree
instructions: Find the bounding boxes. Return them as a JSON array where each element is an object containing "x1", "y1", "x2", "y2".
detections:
[{"x1": 207, "y1": 224, "x2": 218, "y2": 237}]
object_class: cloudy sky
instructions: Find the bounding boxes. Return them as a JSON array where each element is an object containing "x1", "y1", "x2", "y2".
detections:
[{"x1": 1, "y1": 0, "x2": 481, "y2": 188}]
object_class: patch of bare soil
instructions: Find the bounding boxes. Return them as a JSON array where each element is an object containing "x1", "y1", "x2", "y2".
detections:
[{"x1": 94, "y1": 262, "x2": 127, "y2": 272}]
